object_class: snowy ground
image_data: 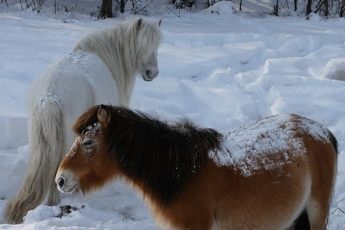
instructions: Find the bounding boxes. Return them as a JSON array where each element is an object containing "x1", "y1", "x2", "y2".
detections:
[{"x1": 1, "y1": 3, "x2": 345, "y2": 229}]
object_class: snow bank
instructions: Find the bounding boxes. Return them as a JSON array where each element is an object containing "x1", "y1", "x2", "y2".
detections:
[
  {"x1": 323, "y1": 58, "x2": 345, "y2": 81},
  {"x1": 203, "y1": 1, "x2": 234, "y2": 15}
]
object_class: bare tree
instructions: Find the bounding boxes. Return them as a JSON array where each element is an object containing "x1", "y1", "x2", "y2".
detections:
[
  {"x1": 341, "y1": 0, "x2": 345, "y2": 17},
  {"x1": 315, "y1": 0, "x2": 329, "y2": 17},
  {"x1": 131, "y1": 0, "x2": 148, "y2": 14},
  {"x1": 306, "y1": 0, "x2": 312, "y2": 16},
  {"x1": 120, "y1": 0, "x2": 129, "y2": 13},
  {"x1": 294, "y1": 0, "x2": 298, "y2": 11},
  {"x1": 203, "y1": 0, "x2": 210, "y2": 8},
  {"x1": 272, "y1": 0, "x2": 279, "y2": 16},
  {"x1": 1, "y1": 0, "x2": 8, "y2": 7},
  {"x1": 99, "y1": 0, "x2": 112, "y2": 18}
]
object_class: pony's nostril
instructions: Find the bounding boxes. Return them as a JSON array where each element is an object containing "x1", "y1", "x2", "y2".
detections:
[
  {"x1": 145, "y1": 70, "x2": 151, "y2": 76},
  {"x1": 57, "y1": 177, "x2": 65, "y2": 188}
]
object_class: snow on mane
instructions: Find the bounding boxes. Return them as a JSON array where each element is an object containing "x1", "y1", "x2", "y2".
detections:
[
  {"x1": 67, "y1": 122, "x2": 100, "y2": 158},
  {"x1": 209, "y1": 114, "x2": 329, "y2": 176}
]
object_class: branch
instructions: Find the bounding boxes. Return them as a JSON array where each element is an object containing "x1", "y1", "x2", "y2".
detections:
[
  {"x1": 331, "y1": 198, "x2": 345, "y2": 215},
  {"x1": 167, "y1": 5, "x2": 181, "y2": 17}
]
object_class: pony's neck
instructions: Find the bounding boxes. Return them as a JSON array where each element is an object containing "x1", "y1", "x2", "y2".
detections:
[
  {"x1": 75, "y1": 27, "x2": 137, "y2": 106},
  {"x1": 108, "y1": 113, "x2": 222, "y2": 204}
]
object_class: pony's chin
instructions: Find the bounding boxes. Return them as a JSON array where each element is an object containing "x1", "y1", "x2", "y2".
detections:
[{"x1": 142, "y1": 75, "x2": 154, "y2": 81}]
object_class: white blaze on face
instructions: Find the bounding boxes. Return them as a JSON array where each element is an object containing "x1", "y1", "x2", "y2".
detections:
[{"x1": 66, "y1": 136, "x2": 81, "y2": 158}]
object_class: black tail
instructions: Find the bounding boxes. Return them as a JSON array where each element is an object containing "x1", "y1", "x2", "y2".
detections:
[
  {"x1": 326, "y1": 128, "x2": 338, "y2": 156},
  {"x1": 294, "y1": 209, "x2": 310, "y2": 230}
]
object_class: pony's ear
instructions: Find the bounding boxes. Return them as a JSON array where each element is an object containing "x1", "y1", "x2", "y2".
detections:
[
  {"x1": 137, "y1": 18, "x2": 143, "y2": 30},
  {"x1": 158, "y1": 18, "x2": 162, "y2": 26},
  {"x1": 97, "y1": 105, "x2": 111, "y2": 127}
]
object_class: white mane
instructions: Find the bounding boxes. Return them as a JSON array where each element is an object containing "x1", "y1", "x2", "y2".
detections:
[{"x1": 75, "y1": 19, "x2": 162, "y2": 105}]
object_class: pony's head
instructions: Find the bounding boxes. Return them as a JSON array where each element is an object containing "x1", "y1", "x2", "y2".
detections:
[
  {"x1": 133, "y1": 18, "x2": 162, "y2": 81},
  {"x1": 55, "y1": 105, "x2": 117, "y2": 194}
]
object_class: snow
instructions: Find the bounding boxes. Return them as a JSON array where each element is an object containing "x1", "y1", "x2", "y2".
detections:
[
  {"x1": 203, "y1": 1, "x2": 234, "y2": 15},
  {"x1": 1, "y1": 5, "x2": 345, "y2": 230},
  {"x1": 209, "y1": 114, "x2": 330, "y2": 176},
  {"x1": 65, "y1": 122, "x2": 100, "y2": 159},
  {"x1": 324, "y1": 58, "x2": 345, "y2": 81}
]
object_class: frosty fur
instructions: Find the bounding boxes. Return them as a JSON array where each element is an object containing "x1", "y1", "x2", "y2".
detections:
[{"x1": 4, "y1": 18, "x2": 161, "y2": 224}]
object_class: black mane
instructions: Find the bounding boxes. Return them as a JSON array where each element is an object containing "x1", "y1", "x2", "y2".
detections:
[{"x1": 77, "y1": 105, "x2": 222, "y2": 204}]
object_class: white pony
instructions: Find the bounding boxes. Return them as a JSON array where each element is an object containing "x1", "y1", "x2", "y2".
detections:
[{"x1": 4, "y1": 18, "x2": 162, "y2": 224}]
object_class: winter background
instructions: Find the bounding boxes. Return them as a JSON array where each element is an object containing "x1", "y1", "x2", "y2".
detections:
[{"x1": 1, "y1": 0, "x2": 345, "y2": 229}]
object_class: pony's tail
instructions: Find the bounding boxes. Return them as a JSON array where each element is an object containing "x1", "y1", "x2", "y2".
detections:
[
  {"x1": 326, "y1": 128, "x2": 338, "y2": 157},
  {"x1": 4, "y1": 98, "x2": 65, "y2": 224}
]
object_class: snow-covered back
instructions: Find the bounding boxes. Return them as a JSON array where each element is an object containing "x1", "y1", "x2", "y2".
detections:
[
  {"x1": 209, "y1": 114, "x2": 329, "y2": 176},
  {"x1": 1, "y1": 6, "x2": 345, "y2": 230}
]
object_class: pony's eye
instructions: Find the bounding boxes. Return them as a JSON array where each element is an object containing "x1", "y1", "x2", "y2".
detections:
[{"x1": 81, "y1": 139, "x2": 95, "y2": 153}]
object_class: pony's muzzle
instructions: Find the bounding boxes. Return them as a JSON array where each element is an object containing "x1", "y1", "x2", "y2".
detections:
[
  {"x1": 143, "y1": 69, "x2": 159, "y2": 81},
  {"x1": 55, "y1": 170, "x2": 79, "y2": 193},
  {"x1": 57, "y1": 176, "x2": 65, "y2": 188}
]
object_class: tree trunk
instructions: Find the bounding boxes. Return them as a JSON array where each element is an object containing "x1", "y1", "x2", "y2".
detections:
[
  {"x1": 315, "y1": 0, "x2": 329, "y2": 17},
  {"x1": 294, "y1": 0, "x2": 298, "y2": 11},
  {"x1": 306, "y1": 0, "x2": 312, "y2": 16},
  {"x1": 325, "y1": 0, "x2": 329, "y2": 17},
  {"x1": 273, "y1": 0, "x2": 279, "y2": 16},
  {"x1": 341, "y1": 0, "x2": 345, "y2": 17},
  {"x1": 99, "y1": 0, "x2": 113, "y2": 19},
  {"x1": 120, "y1": 0, "x2": 126, "y2": 13},
  {"x1": 1, "y1": 0, "x2": 9, "y2": 7}
]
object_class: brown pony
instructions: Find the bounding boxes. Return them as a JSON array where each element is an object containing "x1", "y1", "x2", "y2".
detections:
[{"x1": 55, "y1": 105, "x2": 338, "y2": 230}]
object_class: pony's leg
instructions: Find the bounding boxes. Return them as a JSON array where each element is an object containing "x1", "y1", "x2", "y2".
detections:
[
  {"x1": 306, "y1": 194, "x2": 336, "y2": 230},
  {"x1": 306, "y1": 165, "x2": 335, "y2": 230},
  {"x1": 306, "y1": 134, "x2": 337, "y2": 230},
  {"x1": 305, "y1": 200, "x2": 327, "y2": 230}
]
